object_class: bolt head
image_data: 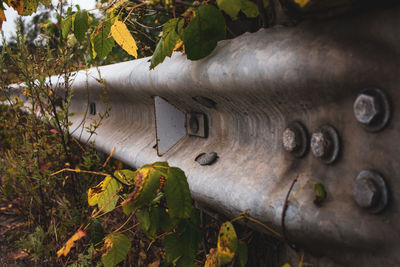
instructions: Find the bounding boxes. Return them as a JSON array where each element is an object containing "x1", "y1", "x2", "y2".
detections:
[
  {"x1": 354, "y1": 94, "x2": 381, "y2": 125},
  {"x1": 311, "y1": 131, "x2": 331, "y2": 158},
  {"x1": 283, "y1": 128, "x2": 300, "y2": 152},
  {"x1": 353, "y1": 178, "x2": 380, "y2": 209}
]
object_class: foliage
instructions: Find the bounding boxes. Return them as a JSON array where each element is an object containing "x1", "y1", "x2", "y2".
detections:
[
  {"x1": 58, "y1": 162, "x2": 202, "y2": 267},
  {"x1": 1, "y1": 0, "x2": 316, "y2": 69},
  {"x1": 205, "y1": 221, "x2": 248, "y2": 267}
]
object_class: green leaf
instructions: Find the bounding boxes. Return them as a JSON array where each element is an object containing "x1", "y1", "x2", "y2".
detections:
[
  {"x1": 217, "y1": 0, "x2": 241, "y2": 19},
  {"x1": 61, "y1": 16, "x2": 73, "y2": 39},
  {"x1": 114, "y1": 169, "x2": 135, "y2": 185},
  {"x1": 164, "y1": 220, "x2": 201, "y2": 267},
  {"x1": 237, "y1": 241, "x2": 248, "y2": 267},
  {"x1": 313, "y1": 183, "x2": 327, "y2": 205},
  {"x1": 121, "y1": 165, "x2": 162, "y2": 215},
  {"x1": 88, "y1": 176, "x2": 120, "y2": 213},
  {"x1": 74, "y1": 10, "x2": 89, "y2": 42},
  {"x1": 150, "y1": 18, "x2": 184, "y2": 69},
  {"x1": 282, "y1": 264, "x2": 292, "y2": 267},
  {"x1": 137, "y1": 209, "x2": 151, "y2": 232},
  {"x1": 164, "y1": 167, "x2": 192, "y2": 219},
  {"x1": 241, "y1": 0, "x2": 259, "y2": 18},
  {"x1": 89, "y1": 218, "x2": 104, "y2": 248},
  {"x1": 182, "y1": 5, "x2": 226, "y2": 60},
  {"x1": 91, "y1": 20, "x2": 115, "y2": 59},
  {"x1": 101, "y1": 233, "x2": 131, "y2": 267}
]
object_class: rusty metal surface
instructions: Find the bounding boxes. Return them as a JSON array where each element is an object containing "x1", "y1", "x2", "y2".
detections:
[{"x1": 61, "y1": 6, "x2": 400, "y2": 266}]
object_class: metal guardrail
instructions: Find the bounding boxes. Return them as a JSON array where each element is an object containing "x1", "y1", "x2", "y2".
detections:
[{"x1": 36, "y1": 6, "x2": 400, "y2": 266}]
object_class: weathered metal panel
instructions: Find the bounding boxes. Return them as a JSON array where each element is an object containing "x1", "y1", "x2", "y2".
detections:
[{"x1": 49, "y1": 6, "x2": 400, "y2": 266}]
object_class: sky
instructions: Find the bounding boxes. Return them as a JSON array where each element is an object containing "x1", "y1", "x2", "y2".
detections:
[{"x1": 2, "y1": 0, "x2": 97, "y2": 42}]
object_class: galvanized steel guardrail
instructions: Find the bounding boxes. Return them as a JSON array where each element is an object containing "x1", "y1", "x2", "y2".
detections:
[{"x1": 14, "y1": 6, "x2": 400, "y2": 266}]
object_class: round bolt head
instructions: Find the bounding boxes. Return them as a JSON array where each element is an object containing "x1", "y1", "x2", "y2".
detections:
[
  {"x1": 311, "y1": 131, "x2": 331, "y2": 158},
  {"x1": 282, "y1": 128, "x2": 299, "y2": 152},
  {"x1": 195, "y1": 152, "x2": 218, "y2": 166},
  {"x1": 353, "y1": 94, "x2": 381, "y2": 125},
  {"x1": 353, "y1": 178, "x2": 380, "y2": 209}
]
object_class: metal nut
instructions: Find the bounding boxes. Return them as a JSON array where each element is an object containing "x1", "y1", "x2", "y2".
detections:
[
  {"x1": 189, "y1": 115, "x2": 199, "y2": 133},
  {"x1": 353, "y1": 94, "x2": 381, "y2": 125}
]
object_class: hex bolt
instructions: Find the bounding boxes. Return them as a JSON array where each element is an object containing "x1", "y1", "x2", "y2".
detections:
[
  {"x1": 310, "y1": 125, "x2": 340, "y2": 164},
  {"x1": 353, "y1": 94, "x2": 381, "y2": 125},
  {"x1": 353, "y1": 178, "x2": 380, "y2": 209},
  {"x1": 352, "y1": 170, "x2": 388, "y2": 213},
  {"x1": 311, "y1": 131, "x2": 332, "y2": 159},
  {"x1": 353, "y1": 88, "x2": 390, "y2": 132}
]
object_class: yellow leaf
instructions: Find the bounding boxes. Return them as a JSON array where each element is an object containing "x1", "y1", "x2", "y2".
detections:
[
  {"x1": 57, "y1": 230, "x2": 86, "y2": 257},
  {"x1": 9, "y1": 0, "x2": 24, "y2": 15},
  {"x1": 294, "y1": 0, "x2": 310, "y2": 8},
  {"x1": 111, "y1": 20, "x2": 138, "y2": 58},
  {"x1": 106, "y1": 0, "x2": 128, "y2": 13},
  {"x1": 0, "y1": 9, "x2": 6, "y2": 30}
]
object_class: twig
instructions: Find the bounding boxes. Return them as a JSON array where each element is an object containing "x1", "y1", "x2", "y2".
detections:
[
  {"x1": 102, "y1": 146, "x2": 116, "y2": 168},
  {"x1": 281, "y1": 176, "x2": 298, "y2": 250},
  {"x1": 257, "y1": 0, "x2": 268, "y2": 28},
  {"x1": 232, "y1": 213, "x2": 282, "y2": 239},
  {"x1": 299, "y1": 249, "x2": 305, "y2": 267},
  {"x1": 50, "y1": 168, "x2": 110, "y2": 177}
]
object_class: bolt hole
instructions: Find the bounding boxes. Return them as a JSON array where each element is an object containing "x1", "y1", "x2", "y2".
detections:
[
  {"x1": 89, "y1": 102, "x2": 96, "y2": 115},
  {"x1": 192, "y1": 96, "x2": 216, "y2": 109}
]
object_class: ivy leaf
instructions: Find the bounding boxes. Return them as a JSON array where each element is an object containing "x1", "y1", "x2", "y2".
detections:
[
  {"x1": 313, "y1": 183, "x2": 327, "y2": 205},
  {"x1": 164, "y1": 167, "x2": 192, "y2": 219},
  {"x1": 150, "y1": 18, "x2": 184, "y2": 69},
  {"x1": 241, "y1": 0, "x2": 259, "y2": 18},
  {"x1": 101, "y1": 233, "x2": 131, "y2": 267},
  {"x1": 237, "y1": 241, "x2": 248, "y2": 267},
  {"x1": 91, "y1": 20, "x2": 115, "y2": 59},
  {"x1": 57, "y1": 230, "x2": 86, "y2": 258},
  {"x1": 88, "y1": 176, "x2": 120, "y2": 213},
  {"x1": 74, "y1": 10, "x2": 89, "y2": 42},
  {"x1": 61, "y1": 16, "x2": 73, "y2": 39},
  {"x1": 164, "y1": 220, "x2": 201, "y2": 267},
  {"x1": 111, "y1": 19, "x2": 138, "y2": 58},
  {"x1": 294, "y1": 0, "x2": 310, "y2": 8},
  {"x1": 182, "y1": 5, "x2": 226, "y2": 60},
  {"x1": 217, "y1": 0, "x2": 241, "y2": 19}
]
